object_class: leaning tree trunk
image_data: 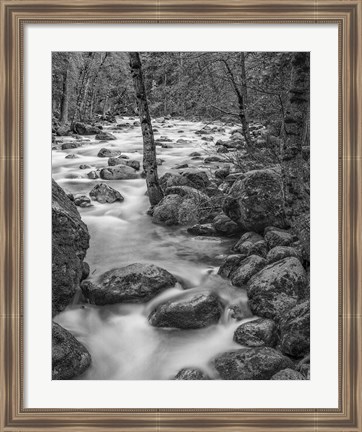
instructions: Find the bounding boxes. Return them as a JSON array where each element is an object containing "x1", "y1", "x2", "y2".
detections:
[
  {"x1": 129, "y1": 52, "x2": 164, "y2": 206},
  {"x1": 281, "y1": 52, "x2": 310, "y2": 258}
]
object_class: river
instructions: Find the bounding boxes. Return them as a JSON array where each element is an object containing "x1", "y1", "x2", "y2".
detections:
[{"x1": 53, "y1": 117, "x2": 253, "y2": 380}]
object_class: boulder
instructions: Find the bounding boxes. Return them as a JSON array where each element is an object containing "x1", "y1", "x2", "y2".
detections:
[
  {"x1": 187, "y1": 223, "x2": 216, "y2": 236},
  {"x1": 247, "y1": 257, "x2": 308, "y2": 320},
  {"x1": 152, "y1": 194, "x2": 184, "y2": 225},
  {"x1": 100, "y1": 165, "x2": 138, "y2": 180},
  {"x1": 52, "y1": 179, "x2": 89, "y2": 316},
  {"x1": 218, "y1": 254, "x2": 245, "y2": 279},
  {"x1": 215, "y1": 166, "x2": 230, "y2": 179},
  {"x1": 72, "y1": 122, "x2": 100, "y2": 135},
  {"x1": 214, "y1": 347, "x2": 294, "y2": 380},
  {"x1": 56, "y1": 125, "x2": 71, "y2": 136},
  {"x1": 81, "y1": 263, "x2": 177, "y2": 305},
  {"x1": 204, "y1": 155, "x2": 223, "y2": 163},
  {"x1": 65, "y1": 154, "x2": 77, "y2": 159},
  {"x1": 174, "y1": 368, "x2": 209, "y2": 380},
  {"x1": 159, "y1": 173, "x2": 189, "y2": 190},
  {"x1": 233, "y1": 318, "x2": 278, "y2": 347},
  {"x1": 223, "y1": 169, "x2": 286, "y2": 232},
  {"x1": 153, "y1": 187, "x2": 211, "y2": 226},
  {"x1": 233, "y1": 232, "x2": 268, "y2": 258},
  {"x1": 149, "y1": 293, "x2": 223, "y2": 329},
  {"x1": 124, "y1": 159, "x2": 141, "y2": 171},
  {"x1": 108, "y1": 155, "x2": 129, "y2": 165},
  {"x1": 212, "y1": 214, "x2": 240, "y2": 236},
  {"x1": 89, "y1": 183, "x2": 124, "y2": 204},
  {"x1": 52, "y1": 322, "x2": 91, "y2": 380},
  {"x1": 231, "y1": 255, "x2": 267, "y2": 287},
  {"x1": 181, "y1": 169, "x2": 211, "y2": 189},
  {"x1": 87, "y1": 170, "x2": 99, "y2": 179},
  {"x1": 74, "y1": 195, "x2": 92, "y2": 208},
  {"x1": 266, "y1": 246, "x2": 302, "y2": 264},
  {"x1": 189, "y1": 152, "x2": 201, "y2": 157},
  {"x1": 227, "y1": 302, "x2": 253, "y2": 321},
  {"x1": 95, "y1": 131, "x2": 117, "y2": 141},
  {"x1": 79, "y1": 164, "x2": 91, "y2": 169},
  {"x1": 271, "y1": 368, "x2": 305, "y2": 380},
  {"x1": 280, "y1": 301, "x2": 310, "y2": 358},
  {"x1": 61, "y1": 142, "x2": 82, "y2": 150},
  {"x1": 264, "y1": 226, "x2": 295, "y2": 249},
  {"x1": 98, "y1": 148, "x2": 122, "y2": 158}
]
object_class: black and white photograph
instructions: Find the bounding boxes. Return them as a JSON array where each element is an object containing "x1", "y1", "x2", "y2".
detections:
[{"x1": 51, "y1": 51, "x2": 310, "y2": 381}]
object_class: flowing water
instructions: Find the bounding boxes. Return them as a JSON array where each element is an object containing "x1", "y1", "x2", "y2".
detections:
[{"x1": 53, "y1": 117, "x2": 253, "y2": 380}]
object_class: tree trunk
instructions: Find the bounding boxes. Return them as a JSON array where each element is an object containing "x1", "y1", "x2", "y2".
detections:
[
  {"x1": 281, "y1": 52, "x2": 310, "y2": 258},
  {"x1": 59, "y1": 55, "x2": 70, "y2": 125},
  {"x1": 129, "y1": 52, "x2": 164, "y2": 206}
]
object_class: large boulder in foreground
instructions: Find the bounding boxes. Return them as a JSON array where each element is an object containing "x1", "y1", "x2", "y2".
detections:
[
  {"x1": 247, "y1": 257, "x2": 308, "y2": 320},
  {"x1": 81, "y1": 263, "x2": 177, "y2": 305},
  {"x1": 52, "y1": 322, "x2": 91, "y2": 380},
  {"x1": 280, "y1": 300, "x2": 310, "y2": 358},
  {"x1": 174, "y1": 368, "x2": 209, "y2": 380},
  {"x1": 214, "y1": 347, "x2": 294, "y2": 380},
  {"x1": 233, "y1": 318, "x2": 278, "y2": 347},
  {"x1": 149, "y1": 293, "x2": 223, "y2": 329},
  {"x1": 223, "y1": 168, "x2": 286, "y2": 232},
  {"x1": 52, "y1": 179, "x2": 90, "y2": 316},
  {"x1": 100, "y1": 165, "x2": 139, "y2": 180}
]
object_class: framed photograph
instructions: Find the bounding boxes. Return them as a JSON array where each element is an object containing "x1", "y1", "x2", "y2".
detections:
[{"x1": 1, "y1": 1, "x2": 361, "y2": 431}]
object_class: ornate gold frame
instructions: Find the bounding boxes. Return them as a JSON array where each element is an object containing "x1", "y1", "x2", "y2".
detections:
[{"x1": 0, "y1": 1, "x2": 361, "y2": 430}]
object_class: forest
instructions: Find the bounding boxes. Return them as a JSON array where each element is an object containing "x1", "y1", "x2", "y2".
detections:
[{"x1": 52, "y1": 52, "x2": 310, "y2": 381}]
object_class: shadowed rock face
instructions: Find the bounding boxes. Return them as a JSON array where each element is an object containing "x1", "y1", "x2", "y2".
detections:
[
  {"x1": 52, "y1": 322, "x2": 91, "y2": 380},
  {"x1": 214, "y1": 347, "x2": 294, "y2": 380},
  {"x1": 174, "y1": 368, "x2": 210, "y2": 380},
  {"x1": 81, "y1": 263, "x2": 177, "y2": 305},
  {"x1": 52, "y1": 179, "x2": 90, "y2": 316},
  {"x1": 149, "y1": 293, "x2": 223, "y2": 329}
]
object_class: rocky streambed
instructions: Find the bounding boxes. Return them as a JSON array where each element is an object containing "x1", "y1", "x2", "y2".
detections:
[{"x1": 52, "y1": 116, "x2": 310, "y2": 381}]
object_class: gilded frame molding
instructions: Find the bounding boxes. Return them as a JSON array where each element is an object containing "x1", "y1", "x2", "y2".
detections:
[{"x1": 0, "y1": 1, "x2": 361, "y2": 430}]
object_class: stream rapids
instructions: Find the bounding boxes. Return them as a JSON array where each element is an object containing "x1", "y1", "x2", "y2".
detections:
[{"x1": 53, "y1": 117, "x2": 254, "y2": 380}]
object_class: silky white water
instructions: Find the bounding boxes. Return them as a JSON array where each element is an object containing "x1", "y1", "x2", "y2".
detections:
[{"x1": 53, "y1": 117, "x2": 253, "y2": 380}]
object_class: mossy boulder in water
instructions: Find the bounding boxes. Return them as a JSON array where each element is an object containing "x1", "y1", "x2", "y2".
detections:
[
  {"x1": 81, "y1": 263, "x2": 177, "y2": 305},
  {"x1": 100, "y1": 164, "x2": 139, "y2": 180},
  {"x1": 52, "y1": 322, "x2": 91, "y2": 380},
  {"x1": 95, "y1": 131, "x2": 117, "y2": 140},
  {"x1": 232, "y1": 232, "x2": 268, "y2": 258},
  {"x1": 89, "y1": 183, "x2": 124, "y2": 204},
  {"x1": 52, "y1": 179, "x2": 90, "y2": 316},
  {"x1": 149, "y1": 293, "x2": 223, "y2": 329}
]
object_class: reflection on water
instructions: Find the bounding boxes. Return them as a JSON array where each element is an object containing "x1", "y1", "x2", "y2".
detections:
[{"x1": 53, "y1": 118, "x2": 252, "y2": 380}]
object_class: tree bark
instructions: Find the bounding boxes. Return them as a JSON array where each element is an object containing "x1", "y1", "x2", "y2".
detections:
[
  {"x1": 59, "y1": 55, "x2": 70, "y2": 125},
  {"x1": 281, "y1": 52, "x2": 310, "y2": 258},
  {"x1": 129, "y1": 52, "x2": 164, "y2": 206}
]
